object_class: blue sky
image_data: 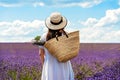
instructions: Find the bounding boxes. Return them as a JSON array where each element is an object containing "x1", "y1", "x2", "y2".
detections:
[{"x1": 0, "y1": 0, "x2": 120, "y2": 43}]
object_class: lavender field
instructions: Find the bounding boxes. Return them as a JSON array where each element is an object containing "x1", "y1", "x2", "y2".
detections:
[{"x1": 0, "y1": 43, "x2": 120, "y2": 80}]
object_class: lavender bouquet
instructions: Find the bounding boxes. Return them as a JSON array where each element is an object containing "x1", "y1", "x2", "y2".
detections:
[{"x1": 31, "y1": 36, "x2": 45, "y2": 46}]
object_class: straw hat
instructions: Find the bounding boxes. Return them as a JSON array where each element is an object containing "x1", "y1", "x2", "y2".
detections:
[{"x1": 45, "y1": 12, "x2": 67, "y2": 30}]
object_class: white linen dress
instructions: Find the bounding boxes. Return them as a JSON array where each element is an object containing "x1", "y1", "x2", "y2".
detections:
[{"x1": 39, "y1": 33, "x2": 74, "y2": 80}]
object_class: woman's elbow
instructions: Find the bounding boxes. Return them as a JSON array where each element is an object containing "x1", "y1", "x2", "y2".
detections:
[{"x1": 39, "y1": 48, "x2": 45, "y2": 56}]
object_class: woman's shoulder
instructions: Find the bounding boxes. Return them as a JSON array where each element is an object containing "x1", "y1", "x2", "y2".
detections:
[
  {"x1": 41, "y1": 32, "x2": 48, "y2": 37},
  {"x1": 40, "y1": 32, "x2": 48, "y2": 42}
]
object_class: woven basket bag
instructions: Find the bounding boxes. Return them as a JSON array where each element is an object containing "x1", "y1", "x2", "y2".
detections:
[{"x1": 44, "y1": 31, "x2": 80, "y2": 62}]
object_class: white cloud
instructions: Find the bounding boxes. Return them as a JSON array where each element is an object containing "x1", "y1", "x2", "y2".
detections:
[
  {"x1": 0, "y1": 2, "x2": 22, "y2": 7},
  {"x1": 0, "y1": 19, "x2": 77, "y2": 42},
  {"x1": 77, "y1": 0, "x2": 103, "y2": 8},
  {"x1": 101, "y1": 30, "x2": 120, "y2": 42},
  {"x1": 66, "y1": 20, "x2": 79, "y2": 32},
  {"x1": 81, "y1": 8, "x2": 120, "y2": 28},
  {"x1": 80, "y1": 8, "x2": 120, "y2": 43},
  {"x1": 0, "y1": 36, "x2": 33, "y2": 42},
  {"x1": 52, "y1": 0, "x2": 103, "y2": 8},
  {"x1": 0, "y1": 20, "x2": 45, "y2": 42},
  {"x1": 94, "y1": 8, "x2": 120, "y2": 27},
  {"x1": 0, "y1": 2, "x2": 45, "y2": 7},
  {"x1": 81, "y1": 18, "x2": 98, "y2": 27},
  {"x1": 33, "y1": 2, "x2": 45, "y2": 7}
]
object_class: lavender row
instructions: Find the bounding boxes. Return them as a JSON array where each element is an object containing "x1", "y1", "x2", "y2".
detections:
[{"x1": 0, "y1": 43, "x2": 120, "y2": 80}]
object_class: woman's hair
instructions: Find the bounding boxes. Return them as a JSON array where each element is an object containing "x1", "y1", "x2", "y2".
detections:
[{"x1": 46, "y1": 29, "x2": 63, "y2": 41}]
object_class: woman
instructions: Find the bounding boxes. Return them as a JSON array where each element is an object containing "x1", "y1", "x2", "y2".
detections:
[{"x1": 39, "y1": 12, "x2": 74, "y2": 80}]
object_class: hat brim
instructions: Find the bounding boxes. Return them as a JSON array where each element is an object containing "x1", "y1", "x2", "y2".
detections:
[{"x1": 45, "y1": 16, "x2": 67, "y2": 30}]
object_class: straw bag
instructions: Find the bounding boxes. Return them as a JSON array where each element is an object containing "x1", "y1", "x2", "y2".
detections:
[{"x1": 44, "y1": 31, "x2": 80, "y2": 62}]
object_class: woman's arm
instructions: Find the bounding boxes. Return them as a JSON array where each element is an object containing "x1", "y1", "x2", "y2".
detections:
[{"x1": 39, "y1": 48, "x2": 45, "y2": 66}]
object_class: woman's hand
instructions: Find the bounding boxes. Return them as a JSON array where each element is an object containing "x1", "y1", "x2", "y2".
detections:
[{"x1": 39, "y1": 48, "x2": 45, "y2": 66}]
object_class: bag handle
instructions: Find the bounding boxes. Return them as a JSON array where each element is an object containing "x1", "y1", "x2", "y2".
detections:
[{"x1": 55, "y1": 29, "x2": 68, "y2": 41}]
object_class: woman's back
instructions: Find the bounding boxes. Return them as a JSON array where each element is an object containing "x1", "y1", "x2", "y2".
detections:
[{"x1": 40, "y1": 33, "x2": 74, "y2": 80}]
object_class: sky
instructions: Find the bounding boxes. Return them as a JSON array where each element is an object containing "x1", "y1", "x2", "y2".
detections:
[{"x1": 0, "y1": 0, "x2": 120, "y2": 43}]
